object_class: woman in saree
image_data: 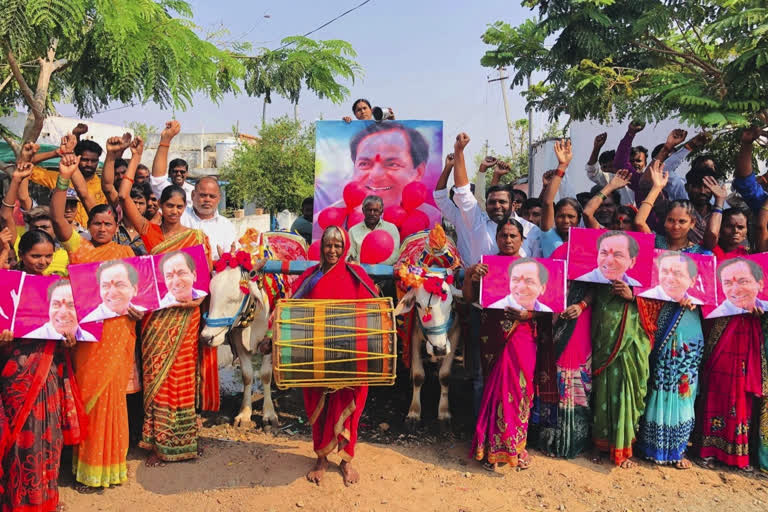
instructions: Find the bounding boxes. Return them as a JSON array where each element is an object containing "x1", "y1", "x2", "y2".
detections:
[
  {"x1": 463, "y1": 218, "x2": 537, "y2": 470},
  {"x1": 696, "y1": 195, "x2": 766, "y2": 472},
  {"x1": 0, "y1": 206, "x2": 86, "y2": 510},
  {"x1": 633, "y1": 162, "x2": 711, "y2": 469},
  {"x1": 50, "y1": 153, "x2": 142, "y2": 490},
  {"x1": 284, "y1": 225, "x2": 378, "y2": 486},
  {"x1": 118, "y1": 137, "x2": 214, "y2": 466}
]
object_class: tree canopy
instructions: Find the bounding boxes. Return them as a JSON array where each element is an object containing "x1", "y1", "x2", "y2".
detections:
[
  {"x1": 221, "y1": 117, "x2": 315, "y2": 213},
  {"x1": 481, "y1": 1, "x2": 768, "y2": 129},
  {"x1": 0, "y1": 0, "x2": 243, "y2": 151}
]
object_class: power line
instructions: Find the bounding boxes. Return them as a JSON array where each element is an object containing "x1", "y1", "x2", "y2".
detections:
[{"x1": 273, "y1": 0, "x2": 373, "y2": 51}]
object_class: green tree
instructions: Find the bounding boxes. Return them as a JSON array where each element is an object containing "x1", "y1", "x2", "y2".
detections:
[
  {"x1": 244, "y1": 36, "x2": 362, "y2": 127},
  {"x1": 0, "y1": 0, "x2": 243, "y2": 155},
  {"x1": 221, "y1": 117, "x2": 315, "y2": 213},
  {"x1": 481, "y1": 1, "x2": 768, "y2": 128}
]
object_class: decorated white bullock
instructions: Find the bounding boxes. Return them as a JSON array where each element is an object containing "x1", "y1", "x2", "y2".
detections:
[
  {"x1": 394, "y1": 225, "x2": 462, "y2": 430},
  {"x1": 200, "y1": 229, "x2": 307, "y2": 429}
]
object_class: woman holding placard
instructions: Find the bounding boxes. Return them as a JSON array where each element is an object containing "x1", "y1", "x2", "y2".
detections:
[
  {"x1": 464, "y1": 217, "x2": 537, "y2": 470},
  {"x1": 633, "y1": 160, "x2": 712, "y2": 469},
  {"x1": 539, "y1": 139, "x2": 581, "y2": 258},
  {"x1": 118, "y1": 135, "x2": 213, "y2": 467},
  {"x1": 51, "y1": 152, "x2": 142, "y2": 491},
  {"x1": 697, "y1": 193, "x2": 765, "y2": 471},
  {"x1": 1, "y1": 175, "x2": 86, "y2": 511}
]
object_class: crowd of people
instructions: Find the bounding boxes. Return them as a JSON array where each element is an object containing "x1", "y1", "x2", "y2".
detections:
[{"x1": 1, "y1": 106, "x2": 768, "y2": 510}]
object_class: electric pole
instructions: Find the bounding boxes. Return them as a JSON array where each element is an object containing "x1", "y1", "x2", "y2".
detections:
[{"x1": 488, "y1": 68, "x2": 516, "y2": 154}]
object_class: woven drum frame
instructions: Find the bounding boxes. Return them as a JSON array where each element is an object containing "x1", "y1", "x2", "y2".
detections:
[{"x1": 273, "y1": 298, "x2": 397, "y2": 389}]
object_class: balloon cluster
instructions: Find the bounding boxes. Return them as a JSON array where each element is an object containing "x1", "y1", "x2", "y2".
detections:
[{"x1": 312, "y1": 181, "x2": 433, "y2": 264}]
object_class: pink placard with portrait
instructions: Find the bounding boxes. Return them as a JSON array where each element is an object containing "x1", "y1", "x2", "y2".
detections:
[
  {"x1": 636, "y1": 249, "x2": 717, "y2": 305},
  {"x1": 0, "y1": 269, "x2": 22, "y2": 332},
  {"x1": 479, "y1": 255, "x2": 566, "y2": 313},
  {"x1": 567, "y1": 227, "x2": 655, "y2": 287},
  {"x1": 13, "y1": 273, "x2": 103, "y2": 342},
  {"x1": 312, "y1": 120, "x2": 443, "y2": 242},
  {"x1": 703, "y1": 252, "x2": 768, "y2": 319},
  {"x1": 152, "y1": 245, "x2": 210, "y2": 310},
  {"x1": 68, "y1": 255, "x2": 159, "y2": 323}
]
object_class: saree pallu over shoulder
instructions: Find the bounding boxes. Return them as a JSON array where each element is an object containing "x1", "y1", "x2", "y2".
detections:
[{"x1": 591, "y1": 287, "x2": 652, "y2": 465}]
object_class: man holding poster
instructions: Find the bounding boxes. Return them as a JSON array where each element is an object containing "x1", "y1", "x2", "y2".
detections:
[{"x1": 488, "y1": 258, "x2": 553, "y2": 312}]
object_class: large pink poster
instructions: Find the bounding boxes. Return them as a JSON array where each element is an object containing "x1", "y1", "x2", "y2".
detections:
[
  {"x1": 0, "y1": 269, "x2": 21, "y2": 332},
  {"x1": 636, "y1": 249, "x2": 717, "y2": 305},
  {"x1": 152, "y1": 245, "x2": 210, "y2": 308},
  {"x1": 479, "y1": 255, "x2": 566, "y2": 313},
  {"x1": 68, "y1": 255, "x2": 158, "y2": 323},
  {"x1": 703, "y1": 253, "x2": 768, "y2": 319},
  {"x1": 14, "y1": 273, "x2": 103, "y2": 342},
  {"x1": 567, "y1": 227, "x2": 655, "y2": 287}
]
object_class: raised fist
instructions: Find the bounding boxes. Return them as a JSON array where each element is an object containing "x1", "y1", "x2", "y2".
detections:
[
  {"x1": 454, "y1": 132, "x2": 470, "y2": 151},
  {"x1": 161, "y1": 120, "x2": 181, "y2": 142}
]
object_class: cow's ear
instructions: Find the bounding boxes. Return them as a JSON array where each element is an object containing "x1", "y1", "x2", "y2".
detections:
[{"x1": 394, "y1": 289, "x2": 417, "y2": 316}]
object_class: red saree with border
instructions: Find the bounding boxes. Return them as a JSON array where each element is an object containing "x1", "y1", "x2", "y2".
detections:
[
  {"x1": 291, "y1": 237, "x2": 378, "y2": 461},
  {"x1": 139, "y1": 225, "x2": 214, "y2": 462}
]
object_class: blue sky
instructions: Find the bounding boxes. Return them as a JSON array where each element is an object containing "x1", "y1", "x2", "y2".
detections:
[{"x1": 57, "y1": 0, "x2": 553, "y2": 165}]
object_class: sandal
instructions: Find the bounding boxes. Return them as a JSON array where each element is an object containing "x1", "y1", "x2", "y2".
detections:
[{"x1": 517, "y1": 450, "x2": 532, "y2": 470}]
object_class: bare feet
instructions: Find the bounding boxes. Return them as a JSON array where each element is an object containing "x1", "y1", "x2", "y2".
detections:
[
  {"x1": 57, "y1": 503, "x2": 66, "y2": 511},
  {"x1": 517, "y1": 450, "x2": 532, "y2": 470},
  {"x1": 619, "y1": 458, "x2": 635, "y2": 469},
  {"x1": 145, "y1": 453, "x2": 166, "y2": 467},
  {"x1": 675, "y1": 458, "x2": 692, "y2": 470},
  {"x1": 340, "y1": 460, "x2": 360, "y2": 486},
  {"x1": 306, "y1": 456, "x2": 328, "y2": 485},
  {"x1": 74, "y1": 483, "x2": 102, "y2": 494}
]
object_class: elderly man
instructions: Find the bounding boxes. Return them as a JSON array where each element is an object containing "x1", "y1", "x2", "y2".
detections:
[
  {"x1": 709, "y1": 258, "x2": 768, "y2": 317},
  {"x1": 639, "y1": 251, "x2": 703, "y2": 304},
  {"x1": 158, "y1": 250, "x2": 206, "y2": 308},
  {"x1": 488, "y1": 258, "x2": 553, "y2": 312},
  {"x1": 24, "y1": 280, "x2": 97, "y2": 341},
  {"x1": 81, "y1": 260, "x2": 146, "y2": 322},
  {"x1": 347, "y1": 195, "x2": 400, "y2": 265},
  {"x1": 150, "y1": 120, "x2": 195, "y2": 208},
  {"x1": 180, "y1": 176, "x2": 236, "y2": 257},
  {"x1": 576, "y1": 230, "x2": 642, "y2": 286}
]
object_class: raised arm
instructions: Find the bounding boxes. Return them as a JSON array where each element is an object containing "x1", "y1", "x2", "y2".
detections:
[
  {"x1": 540, "y1": 139, "x2": 572, "y2": 232},
  {"x1": 152, "y1": 120, "x2": 180, "y2": 178},
  {"x1": 71, "y1": 167, "x2": 96, "y2": 213},
  {"x1": 28, "y1": 133, "x2": 77, "y2": 165},
  {"x1": 613, "y1": 121, "x2": 643, "y2": 175},
  {"x1": 452, "y1": 133, "x2": 471, "y2": 188},
  {"x1": 72, "y1": 123, "x2": 88, "y2": 142},
  {"x1": 633, "y1": 159, "x2": 668, "y2": 234},
  {"x1": 119, "y1": 137, "x2": 149, "y2": 234},
  {"x1": 701, "y1": 176, "x2": 728, "y2": 251},
  {"x1": 50, "y1": 155, "x2": 80, "y2": 243},
  {"x1": 15, "y1": 142, "x2": 41, "y2": 211},
  {"x1": 652, "y1": 129, "x2": 687, "y2": 165},
  {"x1": 0, "y1": 163, "x2": 34, "y2": 242},
  {"x1": 587, "y1": 132, "x2": 606, "y2": 166},
  {"x1": 435, "y1": 153, "x2": 455, "y2": 191},
  {"x1": 475, "y1": 156, "x2": 498, "y2": 208},
  {"x1": 102, "y1": 133, "x2": 132, "y2": 207},
  {"x1": 583, "y1": 169, "x2": 631, "y2": 229}
]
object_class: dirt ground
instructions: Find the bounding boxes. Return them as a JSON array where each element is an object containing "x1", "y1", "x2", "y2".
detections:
[{"x1": 59, "y1": 364, "x2": 768, "y2": 512}]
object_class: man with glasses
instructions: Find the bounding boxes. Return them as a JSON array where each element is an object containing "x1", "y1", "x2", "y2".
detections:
[{"x1": 149, "y1": 120, "x2": 195, "y2": 208}]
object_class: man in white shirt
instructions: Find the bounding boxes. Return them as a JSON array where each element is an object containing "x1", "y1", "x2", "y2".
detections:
[
  {"x1": 487, "y1": 258, "x2": 553, "y2": 312},
  {"x1": 150, "y1": 120, "x2": 195, "y2": 208},
  {"x1": 24, "y1": 280, "x2": 97, "y2": 342},
  {"x1": 708, "y1": 258, "x2": 768, "y2": 318},
  {"x1": 180, "y1": 177, "x2": 237, "y2": 257},
  {"x1": 81, "y1": 260, "x2": 147, "y2": 323},
  {"x1": 158, "y1": 251, "x2": 207, "y2": 308},
  {"x1": 450, "y1": 133, "x2": 538, "y2": 265},
  {"x1": 347, "y1": 195, "x2": 400, "y2": 265},
  {"x1": 638, "y1": 251, "x2": 703, "y2": 305},
  {"x1": 575, "y1": 230, "x2": 642, "y2": 287}
]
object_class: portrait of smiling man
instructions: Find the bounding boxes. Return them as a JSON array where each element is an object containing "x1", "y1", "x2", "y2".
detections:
[
  {"x1": 158, "y1": 251, "x2": 206, "y2": 308},
  {"x1": 576, "y1": 230, "x2": 642, "y2": 286},
  {"x1": 639, "y1": 251, "x2": 703, "y2": 304},
  {"x1": 488, "y1": 258, "x2": 553, "y2": 312},
  {"x1": 24, "y1": 280, "x2": 97, "y2": 341},
  {"x1": 81, "y1": 260, "x2": 146, "y2": 322},
  {"x1": 709, "y1": 258, "x2": 768, "y2": 317}
]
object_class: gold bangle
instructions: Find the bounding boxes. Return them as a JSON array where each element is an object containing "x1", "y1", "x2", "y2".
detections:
[{"x1": 641, "y1": 200, "x2": 654, "y2": 208}]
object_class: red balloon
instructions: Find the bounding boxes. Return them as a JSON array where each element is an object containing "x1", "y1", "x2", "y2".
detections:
[
  {"x1": 383, "y1": 205, "x2": 408, "y2": 227},
  {"x1": 360, "y1": 230, "x2": 395, "y2": 264},
  {"x1": 399, "y1": 209, "x2": 430, "y2": 239},
  {"x1": 317, "y1": 206, "x2": 347, "y2": 230},
  {"x1": 343, "y1": 182, "x2": 367, "y2": 209},
  {"x1": 401, "y1": 182, "x2": 427, "y2": 211},
  {"x1": 308, "y1": 240, "x2": 321, "y2": 261},
  {"x1": 346, "y1": 208, "x2": 364, "y2": 229}
]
